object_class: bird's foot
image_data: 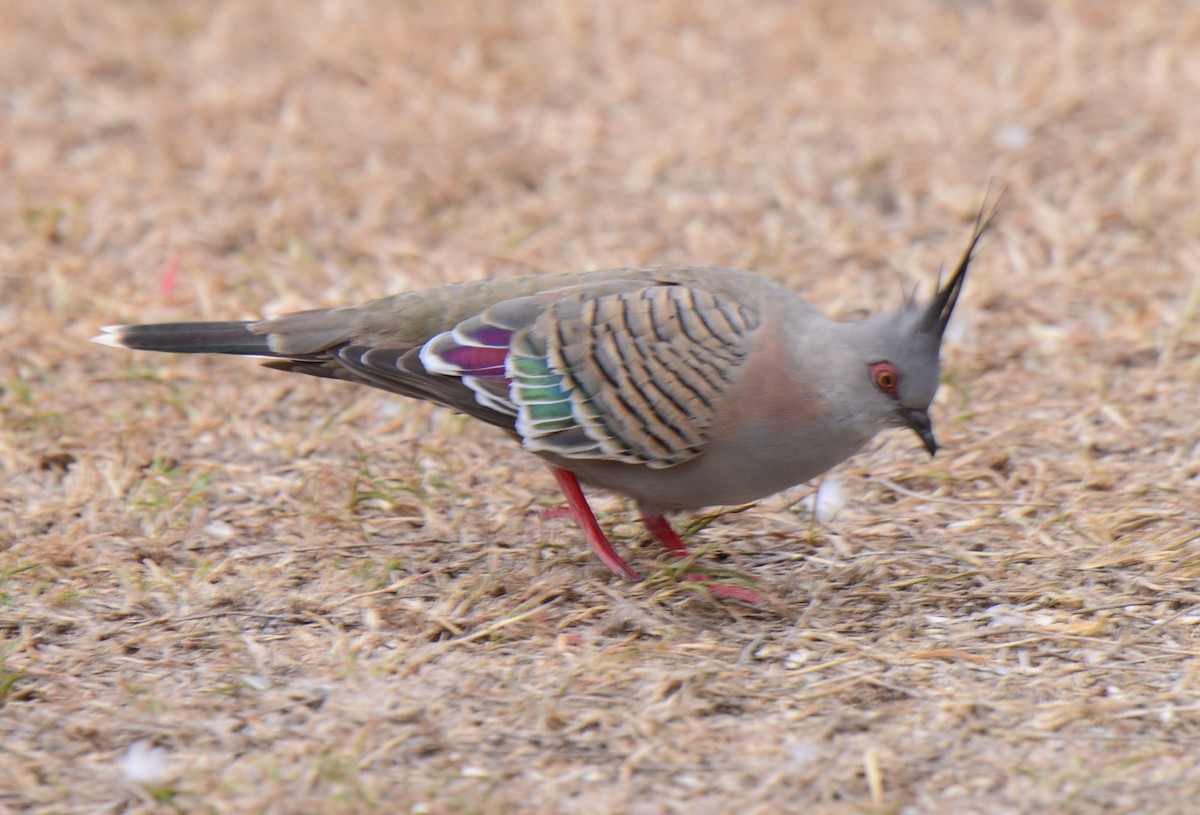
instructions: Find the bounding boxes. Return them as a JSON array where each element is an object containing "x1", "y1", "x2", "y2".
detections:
[
  {"x1": 642, "y1": 513, "x2": 764, "y2": 604},
  {"x1": 550, "y1": 467, "x2": 640, "y2": 580},
  {"x1": 549, "y1": 468, "x2": 766, "y2": 603},
  {"x1": 678, "y1": 572, "x2": 765, "y2": 604},
  {"x1": 539, "y1": 505, "x2": 572, "y2": 521}
]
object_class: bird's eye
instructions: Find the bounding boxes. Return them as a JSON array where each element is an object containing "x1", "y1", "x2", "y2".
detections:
[{"x1": 870, "y1": 362, "x2": 899, "y2": 396}]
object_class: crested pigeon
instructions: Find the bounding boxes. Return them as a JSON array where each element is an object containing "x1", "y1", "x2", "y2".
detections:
[{"x1": 96, "y1": 200, "x2": 997, "y2": 601}]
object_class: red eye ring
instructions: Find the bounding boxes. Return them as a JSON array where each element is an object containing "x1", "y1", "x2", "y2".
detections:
[{"x1": 870, "y1": 362, "x2": 899, "y2": 396}]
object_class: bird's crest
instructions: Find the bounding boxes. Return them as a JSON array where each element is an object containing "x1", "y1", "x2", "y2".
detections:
[{"x1": 920, "y1": 186, "x2": 1003, "y2": 339}]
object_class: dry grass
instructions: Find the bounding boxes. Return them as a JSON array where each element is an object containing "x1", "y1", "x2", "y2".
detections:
[{"x1": 2, "y1": 1, "x2": 1199, "y2": 813}]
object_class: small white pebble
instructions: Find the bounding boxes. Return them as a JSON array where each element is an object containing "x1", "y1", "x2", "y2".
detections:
[
  {"x1": 204, "y1": 520, "x2": 236, "y2": 542},
  {"x1": 983, "y1": 605, "x2": 1026, "y2": 628},
  {"x1": 802, "y1": 476, "x2": 848, "y2": 522},
  {"x1": 784, "y1": 649, "x2": 811, "y2": 668},
  {"x1": 121, "y1": 740, "x2": 168, "y2": 785},
  {"x1": 785, "y1": 737, "x2": 822, "y2": 765},
  {"x1": 994, "y1": 122, "x2": 1031, "y2": 150},
  {"x1": 376, "y1": 400, "x2": 408, "y2": 420},
  {"x1": 460, "y1": 766, "x2": 491, "y2": 779}
]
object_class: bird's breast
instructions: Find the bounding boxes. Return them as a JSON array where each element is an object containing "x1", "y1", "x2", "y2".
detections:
[{"x1": 561, "y1": 315, "x2": 870, "y2": 512}]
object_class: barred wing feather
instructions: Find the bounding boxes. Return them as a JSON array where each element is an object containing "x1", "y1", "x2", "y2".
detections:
[{"x1": 422, "y1": 284, "x2": 760, "y2": 469}]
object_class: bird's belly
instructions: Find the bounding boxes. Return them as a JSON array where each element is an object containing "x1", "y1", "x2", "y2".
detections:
[{"x1": 564, "y1": 421, "x2": 870, "y2": 512}]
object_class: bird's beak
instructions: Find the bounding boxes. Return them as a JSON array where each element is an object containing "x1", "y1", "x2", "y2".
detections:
[{"x1": 901, "y1": 408, "x2": 937, "y2": 457}]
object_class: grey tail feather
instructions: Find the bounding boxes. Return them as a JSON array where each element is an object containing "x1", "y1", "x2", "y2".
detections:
[{"x1": 93, "y1": 321, "x2": 273, "y2": 356}]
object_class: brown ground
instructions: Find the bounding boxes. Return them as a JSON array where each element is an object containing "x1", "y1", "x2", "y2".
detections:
[{"x1": 3, "y1": 2, "x2": 1199, "y2": 813}]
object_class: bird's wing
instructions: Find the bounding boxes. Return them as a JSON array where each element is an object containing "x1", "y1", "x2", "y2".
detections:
[{"x1": 419, "y1": 282, "x2": 761, "y2": 468}]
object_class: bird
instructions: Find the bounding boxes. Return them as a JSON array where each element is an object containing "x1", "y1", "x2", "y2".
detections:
[{"x1": 96, "y1": 197, "x2": 998, "y2": 602}]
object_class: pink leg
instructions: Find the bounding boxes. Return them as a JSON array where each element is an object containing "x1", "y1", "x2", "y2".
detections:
[
  {"x1": 641, "y1": 513, "x2": 764, "y2": 604},
  {"x1": 550, "y1": 467, "x2": 639, "y2": 580},
  {"x1": 642, "y1": 513, "x2": 690, "y2": 556}
]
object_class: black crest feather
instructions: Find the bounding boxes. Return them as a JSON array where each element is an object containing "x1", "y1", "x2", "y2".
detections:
[{"x1": 923, "y1": 185, "x2": 1004, "y2": 337}]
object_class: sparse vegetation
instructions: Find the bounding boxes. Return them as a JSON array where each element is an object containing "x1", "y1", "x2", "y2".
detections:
[{"x1": 2, "y1": 2, "x2": 1198, "y2": 813}]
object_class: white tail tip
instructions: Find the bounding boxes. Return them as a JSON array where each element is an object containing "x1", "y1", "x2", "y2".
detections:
[{"x1": 91, "y1": 325, "x2": 130, "y2": 347}]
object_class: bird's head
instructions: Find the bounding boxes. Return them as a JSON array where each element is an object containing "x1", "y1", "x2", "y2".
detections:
[{"x1": 843, "y1": 195, "x2": 1000, "y2": 456}]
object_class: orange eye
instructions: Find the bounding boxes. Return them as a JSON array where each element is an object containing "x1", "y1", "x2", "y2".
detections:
[{"x1": 870, "y1": 362, "x2": 899, "y2": 396}]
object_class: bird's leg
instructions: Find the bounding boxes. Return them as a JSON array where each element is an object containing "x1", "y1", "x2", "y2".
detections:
[
  {"x1": 641, "y1": 513, "x2": 764, "y2": 604},
  {"x1": 546, "y1": 470, "x2": 761, "y2": 602},
  {"x1": 549, "y1": 467, "x2": 640, "y2": 580},
  {"x1": 640, "y1": 513, "x2": 691, "y2": 556}
]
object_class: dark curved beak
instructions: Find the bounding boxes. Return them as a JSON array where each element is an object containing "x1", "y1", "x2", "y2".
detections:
[{"x1": 901, "y1": 408, "x2": 937, "y2": 457}]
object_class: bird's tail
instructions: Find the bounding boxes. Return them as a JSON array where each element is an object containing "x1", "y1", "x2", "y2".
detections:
[{"x1": 93, "y1": 321, "x2": 273, "y2": 356}]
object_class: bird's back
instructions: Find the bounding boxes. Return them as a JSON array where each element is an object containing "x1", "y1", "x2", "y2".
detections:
[{"x1": 258, "y1": 265, "x2": 802, "y2": 355}]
